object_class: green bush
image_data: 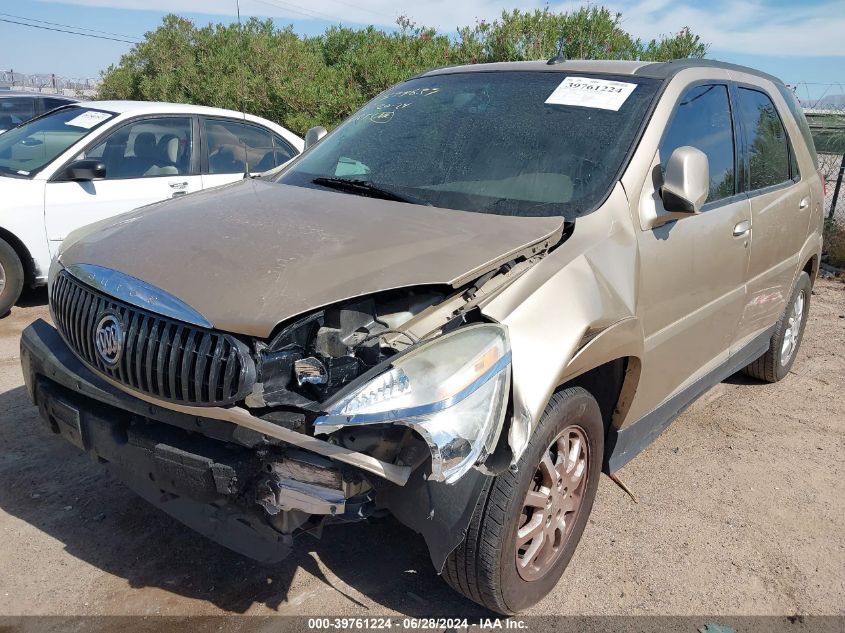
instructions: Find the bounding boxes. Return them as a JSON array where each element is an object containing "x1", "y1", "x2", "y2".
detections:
[
  {"x1": 824, "y1": 219, "x2": 845, "y2": 269},
  {"x1": 99, "y1": 7, "x2": 708, "y2": 135}
]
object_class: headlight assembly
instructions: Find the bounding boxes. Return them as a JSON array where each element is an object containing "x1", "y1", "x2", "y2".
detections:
[{"x1": 314, "y1": 324, "x2": 511, "y2": 483}]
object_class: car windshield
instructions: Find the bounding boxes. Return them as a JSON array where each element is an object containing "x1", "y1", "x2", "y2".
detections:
[
  {"x1": 0, "y1": 106, "x2": 115, "y2": 178},
  {"x1": 278, "y1": 71, "x2": 660, "y2": 219}
]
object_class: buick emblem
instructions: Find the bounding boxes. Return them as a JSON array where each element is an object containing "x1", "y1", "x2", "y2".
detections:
[{"x1": 94, "y1": 313, "x2": 124, "y2": 367}]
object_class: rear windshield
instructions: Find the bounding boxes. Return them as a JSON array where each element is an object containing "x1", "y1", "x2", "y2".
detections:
[
  {"x1": 278, "y1": 72, "x2": 660, "y2": 219},
  {"x1": 0, "y1": 106, "x2": 115, "y2": 178}
]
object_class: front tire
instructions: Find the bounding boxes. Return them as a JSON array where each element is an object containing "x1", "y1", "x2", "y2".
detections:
[
  {"x1": 0, "y1": 238, "x2": 25, "y2": 317},
  {"x1": 743, "y1": 271, "x2": 811, "y2": 383},
  {"x1": 442, "y1": 387, "x2": 603, "y2": 614}
]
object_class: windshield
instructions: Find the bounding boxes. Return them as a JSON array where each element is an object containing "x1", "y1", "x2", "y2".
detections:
[
  {"x1": 0, "y1": 107, "x2": 115, "y2": 178},
  {"x1": 278, "y1": 72, "x2": 660, "y2": 219}
]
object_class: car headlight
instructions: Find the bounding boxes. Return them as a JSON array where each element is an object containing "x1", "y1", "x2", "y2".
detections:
[{"x1": 314, "y1": 324, "x2": 511, "y2": 483}]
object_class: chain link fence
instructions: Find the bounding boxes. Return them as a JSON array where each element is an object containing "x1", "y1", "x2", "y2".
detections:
[
  {"x1": 0, "y1": 70, "x2": 99, "y2": 97},
  {"x1": 805, "y1": 108, "x2": 845, "y2": 222},
  {"x1": 821, "y1": 152, "x2": 844, "y2": 222},
  {"x1": 806, "y1": 108, "x2": 845, "y2": 269}
]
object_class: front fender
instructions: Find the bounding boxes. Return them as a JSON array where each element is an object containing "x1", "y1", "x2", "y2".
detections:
[{"x1": 481, "y1": 184, "x2": 640, "y2": 462}]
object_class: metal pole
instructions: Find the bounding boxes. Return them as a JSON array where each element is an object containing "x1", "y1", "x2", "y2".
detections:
[{"x1": 829, "y1": 152, "x2": 845, "y2": 220}]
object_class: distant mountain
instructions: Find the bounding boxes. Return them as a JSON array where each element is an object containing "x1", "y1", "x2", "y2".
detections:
[{"x1": 810, "y1": 94, "x2": 845, "y2": 109}]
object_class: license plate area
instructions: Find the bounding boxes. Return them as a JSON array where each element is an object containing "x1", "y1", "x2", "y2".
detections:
[{"x1": 36, "y1": 380, "x2": 86, "y2": 450}]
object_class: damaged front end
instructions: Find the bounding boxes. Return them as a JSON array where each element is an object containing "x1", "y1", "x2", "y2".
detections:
[
  {"x1": 28, "y1": 239, "x2": 557, "y2": 570},
  {"x1": 233, "y1": 276, "x2": 523, "y2": 566}
]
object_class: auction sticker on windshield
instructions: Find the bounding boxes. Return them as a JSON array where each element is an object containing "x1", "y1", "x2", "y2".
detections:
[
  {"x1": 545, "y1": 76, "x2": 637, "y2": 111},
  {"x1": 65, "y1": 111, "x2": 112, "y2": 129}
]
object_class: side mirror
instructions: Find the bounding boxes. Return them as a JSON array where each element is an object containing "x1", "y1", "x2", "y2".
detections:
[
  {"x1": 304, "y1": 126, "x2": 327, "y2": 150},
  {"x1": 661, "y1": 146, "x2": 709, "y2": 214},
  {"x1": 65, "y1": 159, "x2": 106, "y2": 181}
]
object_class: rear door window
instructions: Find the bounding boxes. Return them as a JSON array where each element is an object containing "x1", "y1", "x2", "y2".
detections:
[
  {"x1": 204, "y1": 119, "x2": 278, "y2": 174},
  {"x1": 659, "y1": 84, "x2": 736, "y2": 204},
  {"x1": 737, "y1": 87, "x2": 791, "y2": 191}
]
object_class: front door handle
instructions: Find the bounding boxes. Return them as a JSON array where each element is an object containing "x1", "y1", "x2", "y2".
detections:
[
  {"x1": 733, "y1": 220, "x2": 751, "y2": 237},
  {"x1": 799, "y1": 197, "x2": 809, "y2": 210},
  {"x1": 169, "y1": 181, "x2": 189, "y2": 190}
]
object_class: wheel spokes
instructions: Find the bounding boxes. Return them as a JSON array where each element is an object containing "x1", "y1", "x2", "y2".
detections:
[
  {"x1": 781, "y1": 290, "x2": 805, "y2": 366},
  {"x1": 516, "y1": 424, "x2": 591, "y2": 582},
  {"x1": 538, "y1": 452, "x2": 557, "y2": 486},
  {"x1": 518, "y1": 521, "x2": 546, "y2": 568},
  {"x1": 524, "y1": 489, "x2": 548, "y2": 509},
  {"x1": 516, "y1": 513, "x2": 544, "y2": 546},
  {"x1": 556, "y1": 434, "x2": 586, "y2": 489}
]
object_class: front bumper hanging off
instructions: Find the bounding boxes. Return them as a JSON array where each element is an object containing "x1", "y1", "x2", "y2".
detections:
[{"x1": 19, "y1": 319, "x2": 489, "y2": 570}]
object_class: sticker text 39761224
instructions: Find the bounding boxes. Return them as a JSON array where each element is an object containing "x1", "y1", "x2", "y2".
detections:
[{"x1": 545, "y1": 76, "x2": 637, "y2": 111}]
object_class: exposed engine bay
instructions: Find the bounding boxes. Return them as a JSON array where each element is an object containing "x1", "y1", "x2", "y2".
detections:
[
  {"x1": 233, "y1": 250, "x2": 551, "y2": 541},
  {"x1": 248, "y1": 288, "x2": 446, "y2": 409}
]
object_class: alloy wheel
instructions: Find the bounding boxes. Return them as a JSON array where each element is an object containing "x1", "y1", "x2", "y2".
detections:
[
  {"x1": 515, "y1": 425, "x2": 589, "y2": 581},
  {"x1": 780, "y1": 289, "x2": 805, "y2": 366}
]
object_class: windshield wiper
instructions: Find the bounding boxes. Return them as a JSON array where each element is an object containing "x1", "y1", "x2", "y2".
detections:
[{"x1": 312, "y1": 177, "x2": 429, "y2": 205}]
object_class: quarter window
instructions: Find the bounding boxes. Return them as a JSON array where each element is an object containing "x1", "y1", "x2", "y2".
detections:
[
  {"x1": 660, "y1": 84, "x2": 736, "y2": 204},
  {"x1": 776, "y1": 83, "x2": 815, "y2": 170},
  {"x1": 205, "y1": 119, "x2": 286, "y2": 174},
  {"x1": 737, "y1": 88, "x2": 791, "y2": 190},
  {"x1": 81, "y1": 117, "x2": 193, "y2": 179},
  {"x1": 273, "y1": 134, "x2": 297, "y2": 165}
]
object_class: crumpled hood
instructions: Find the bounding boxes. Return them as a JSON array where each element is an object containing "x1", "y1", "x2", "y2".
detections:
[{"x1": 59, "y1": 179, "x2": 564, "y2": 338}]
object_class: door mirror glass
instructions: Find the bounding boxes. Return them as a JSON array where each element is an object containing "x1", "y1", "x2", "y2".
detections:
[
  {"x1": 661, "y1": 146, "x2": 709, "y2": 213},
  {"x1": 304, "y1": 126, "x2": 327, "y2": 150},
  {"x1": 65, "y1": 158, "x2": 106, "y2": 181}
]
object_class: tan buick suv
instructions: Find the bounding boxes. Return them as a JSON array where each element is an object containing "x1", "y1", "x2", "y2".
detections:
[{"x1": 20, "y1": 59, "x2": 823, "y2": 613}]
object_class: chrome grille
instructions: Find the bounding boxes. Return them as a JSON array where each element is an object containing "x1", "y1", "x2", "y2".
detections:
[{"x1": 50, "y1": 270, "x2": 256, "y2": 406}]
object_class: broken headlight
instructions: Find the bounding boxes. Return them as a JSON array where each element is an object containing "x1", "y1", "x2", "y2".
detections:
[{"x1": 314, "y1": 324, "x2": 511, "y2": 483}]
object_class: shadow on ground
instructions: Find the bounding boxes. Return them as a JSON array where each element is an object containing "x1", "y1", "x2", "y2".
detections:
[
  {"x1": 16, "y1": 287, "x2": 49, "y2": 309},
  {"x1": 0, "y1": 384, "x2": 491, "y2": 616}
]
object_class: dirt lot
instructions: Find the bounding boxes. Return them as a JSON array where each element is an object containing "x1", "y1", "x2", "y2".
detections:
[{"x1": 0, "y1": 280, "x2": 842, "y2": 618}]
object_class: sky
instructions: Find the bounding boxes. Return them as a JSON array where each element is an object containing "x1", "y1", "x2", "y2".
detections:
[{"x1": 1, "y1": 0, "x2": 843, "y2": 102}]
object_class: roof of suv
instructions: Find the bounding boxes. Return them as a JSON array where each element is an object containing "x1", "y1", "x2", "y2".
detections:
[{"x1": 421, "y1": 58, "x2": 784, "y2": 86}]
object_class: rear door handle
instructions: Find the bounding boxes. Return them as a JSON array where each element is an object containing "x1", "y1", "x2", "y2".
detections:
[
  {"x1": 169, "y1": 181, "x2": 189, "y2": 190},
  {"x1": 733, "y1": 220, "x2": 751, "y2": 237},
  {"x1": 799, "y1": 197, "x2": 809, "y2": 210}
]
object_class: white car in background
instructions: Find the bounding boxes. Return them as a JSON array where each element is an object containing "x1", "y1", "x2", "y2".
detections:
[
  {"x1": 0, "y1": 91, "x2": 80, "y2": 133},
  {"x1": 0, "y1": 101, "x2": 304, "y2": 314}
]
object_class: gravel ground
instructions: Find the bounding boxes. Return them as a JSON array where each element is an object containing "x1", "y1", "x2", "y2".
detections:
[{"x1": 0, "y1": 280, "x2": 842, "y2": 618}]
